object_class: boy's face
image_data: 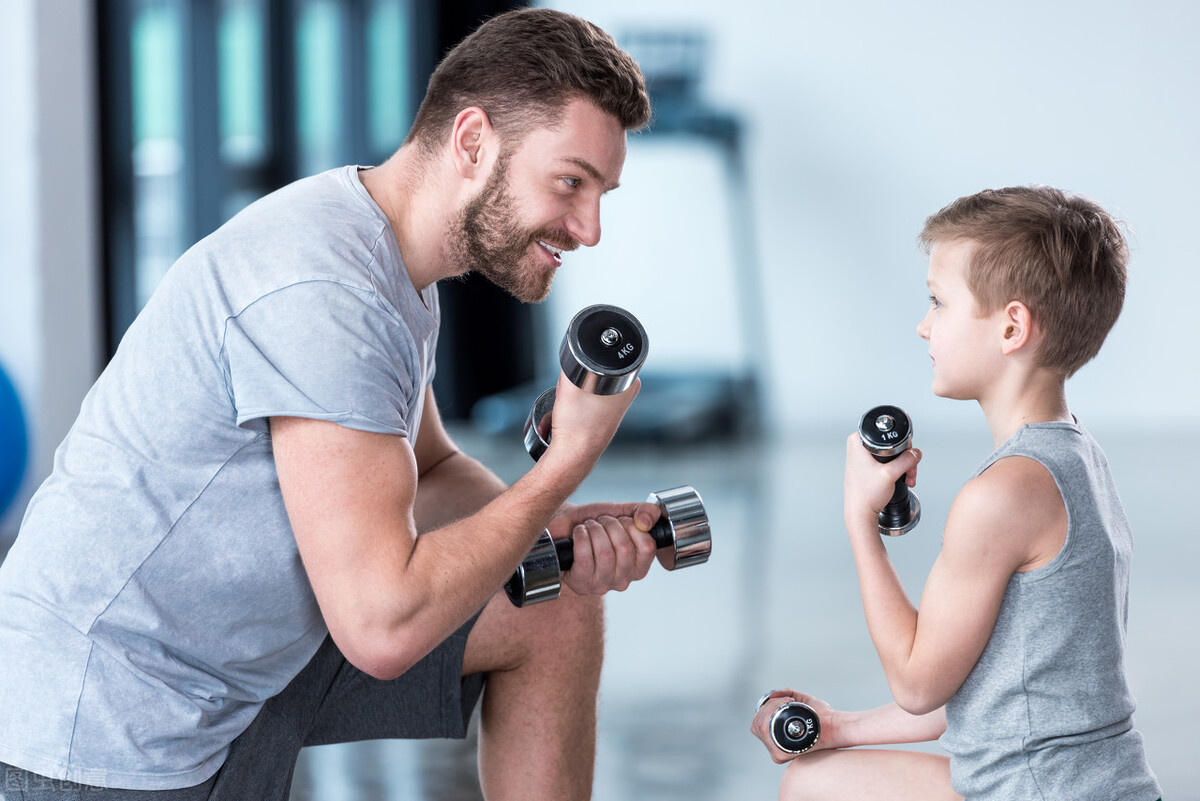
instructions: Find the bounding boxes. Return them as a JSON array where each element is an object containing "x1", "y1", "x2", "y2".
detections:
[
  {"x1": 917, "y1": 239, "x2": 1008, "y2": 400},
  {"x1": 452, "y1": 97, "x2": 627, "y2": 302}
]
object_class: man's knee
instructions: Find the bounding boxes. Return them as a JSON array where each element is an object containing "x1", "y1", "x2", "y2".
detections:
[
  {"x1": 514, "y1": 587, "x2": 605, "y2": 673},
  {"x1": 464, "y1": 589, "x2": 605, "y2": 676}
]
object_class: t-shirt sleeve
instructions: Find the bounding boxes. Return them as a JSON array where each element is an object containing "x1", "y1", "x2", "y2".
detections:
[{"x1": 220, "y1": 280, "x2": 422, "y2": 436}]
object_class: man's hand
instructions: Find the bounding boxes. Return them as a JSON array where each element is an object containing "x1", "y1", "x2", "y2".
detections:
[
  {"x1": 548, "y1": 501, "x2": 661, "y2": 595},
  {"x1": 539, "y1": 372, "x2": 640, "y2": 474}
]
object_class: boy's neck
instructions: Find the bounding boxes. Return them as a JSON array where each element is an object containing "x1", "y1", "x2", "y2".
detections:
[{"x1": 979, "y1": 370, "x2": 1071, "y2": 447}]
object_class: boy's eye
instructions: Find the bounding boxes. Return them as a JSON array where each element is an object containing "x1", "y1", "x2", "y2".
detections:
[{"x1": 929, "y1": 295, "x2": 942, "y2": 309}]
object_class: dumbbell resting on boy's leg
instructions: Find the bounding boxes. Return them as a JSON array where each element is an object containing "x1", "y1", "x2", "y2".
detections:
[
  {"x1": 755, "y1": 690, "x2": 821, "y2": 755},
  {"x1": 506, "y1": 304, "x2": 712, "y2": 607}
]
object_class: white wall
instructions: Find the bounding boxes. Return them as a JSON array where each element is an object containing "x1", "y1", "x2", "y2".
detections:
[
  {"x1": 545, "y1": 0, "x2": 1200, "y2": 435},
  {"x1": 0, "y1": 0, "x2": 102, "y2": 542}
]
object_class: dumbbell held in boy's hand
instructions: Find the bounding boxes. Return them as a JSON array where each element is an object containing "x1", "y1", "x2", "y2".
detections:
[{"x1": 858, "y1": 404, "x2": 921, "y2": 536}]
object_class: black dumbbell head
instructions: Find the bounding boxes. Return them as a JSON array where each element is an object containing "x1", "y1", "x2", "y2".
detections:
[
  {"x1": 769, "y1": 701, "x2": 821, "y2": 755},
  {"x1": 560, "y1": 304, "x2": 648, "y2": 395},
  {"x1": 859, "y1": 404, "x2": 913, "y2": 461}
]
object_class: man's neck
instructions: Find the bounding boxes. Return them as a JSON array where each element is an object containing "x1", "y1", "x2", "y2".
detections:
[{"x1": 358, "y1": 148, "x2": 457, "y2": 293}]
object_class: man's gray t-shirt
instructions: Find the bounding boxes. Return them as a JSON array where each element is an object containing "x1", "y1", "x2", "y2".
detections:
[{"x1": 0, "y1": 166, "x2": 439, "y2": 789}]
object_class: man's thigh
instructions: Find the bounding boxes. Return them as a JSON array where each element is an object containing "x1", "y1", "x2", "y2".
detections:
[
  {"x1": 0, "y1": 763, "x2": 213, "y2": 801},
  {"x1": 0, "y1": 615, "x2": 487, "y2": 801},
  {"x1": 299, "y1": 614, "x2": 486, "y2": 746},
  {"x1": 462, "y1": 585, "x2": 604, "y2": 676}
]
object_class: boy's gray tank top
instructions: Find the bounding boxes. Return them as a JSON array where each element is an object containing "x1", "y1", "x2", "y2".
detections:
[{"x1": 939, "y1": 420, "x2": 1160, "y2": 799}]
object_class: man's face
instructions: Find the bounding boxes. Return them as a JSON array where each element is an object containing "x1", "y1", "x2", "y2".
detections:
[{"x1": 449, "y1": 98, "x2": 627, "y2": 303}]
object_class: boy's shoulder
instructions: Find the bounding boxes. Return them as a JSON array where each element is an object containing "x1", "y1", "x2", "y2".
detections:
[{"x1": 948, "y1": 455, "x2": 1066, "y2": 572}]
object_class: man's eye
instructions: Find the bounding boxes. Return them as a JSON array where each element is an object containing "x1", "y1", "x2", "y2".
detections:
[{"x1": 562, "y1": 176, "x2": 581, "y2": 189}]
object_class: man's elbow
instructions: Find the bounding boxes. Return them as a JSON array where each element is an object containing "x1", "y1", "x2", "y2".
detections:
[
  {"x1": 335, "y1": 629, "x2": 425, "y2": 681},
  {"x1": 327, "y1": 607, "x2": 432, "y2": 681}
]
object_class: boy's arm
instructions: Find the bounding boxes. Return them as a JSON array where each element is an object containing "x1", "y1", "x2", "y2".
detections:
[
  {"x1": 843, "y1": 436, "x2": 1065, "y2": 714},
  {"x1": 750, "y1": 690, "x2": 946, "y2": 763}
]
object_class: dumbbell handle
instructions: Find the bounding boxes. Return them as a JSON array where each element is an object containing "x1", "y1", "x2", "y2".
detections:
[
  {"x1": 505, "y1": 485, "x2": 711, "y2": 607},
  {"x1": 874, "y1": 450, "x2": 913, "y2": 530},
  {"x1": 550, "y1": 517, "x2": 676, "y2": 572}
]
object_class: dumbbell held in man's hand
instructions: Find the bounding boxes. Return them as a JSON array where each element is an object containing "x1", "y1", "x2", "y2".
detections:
[
  {"x1": 523, "y1": 304, "x2": 648, "y2": 461},
  {"x1": 504, "y1": 485, "x2": 711, "y2": 607},
  {"x1": 858, "y1": 404, "x2": 921, "y2": 536}
]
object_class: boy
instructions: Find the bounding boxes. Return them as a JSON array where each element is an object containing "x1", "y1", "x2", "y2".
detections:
[{"x1": 751, "y1": 186, "x2": 1161, "y2": 800}]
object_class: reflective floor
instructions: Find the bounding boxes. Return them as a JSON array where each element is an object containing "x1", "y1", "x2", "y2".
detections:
[{"x1": 288, "y1": 421, "x2": 1198, "y2": 800}]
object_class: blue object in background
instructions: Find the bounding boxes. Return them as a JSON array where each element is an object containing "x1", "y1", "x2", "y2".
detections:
[{"x1": 0, "y1": 362, "x2": 29, "y2": 520}]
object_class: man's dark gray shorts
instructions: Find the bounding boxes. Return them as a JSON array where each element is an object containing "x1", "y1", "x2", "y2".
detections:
[{"x1": 0, "y1": 616, "x2": 484, "y2": 801}]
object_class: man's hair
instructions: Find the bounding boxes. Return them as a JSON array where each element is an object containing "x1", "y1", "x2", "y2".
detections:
[
  {"x1": 405, "y1": 8, "x2": 651, "y2": 155},
  {"x1": 919, "y1": 186, "x2": 1129, "y2": 377}
]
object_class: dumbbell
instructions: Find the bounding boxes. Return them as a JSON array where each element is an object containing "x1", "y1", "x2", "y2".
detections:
[
  {"x1": 504, "y1": 485, "x2": 711, "y2": 607},
  {"x1": 505, "y1": 304, "x2": 711, "y2": 607},
  {"x1": 858, "y1": 404, "x2": 921, "y2": 536},
  {"x1": 756, "y1": 691, "x2": 821, "y2": 754},
  {"x1": 523, "y1": 303, "x2": 648, "y2": 461}
]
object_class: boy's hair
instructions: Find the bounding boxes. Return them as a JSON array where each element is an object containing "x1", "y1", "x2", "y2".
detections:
[
  {"x1": 919, "y1": 186, "x2": 1128, "y2": 377},
  {"x1": 405, "y1": 8, "x2": 651, "y2": 155}
]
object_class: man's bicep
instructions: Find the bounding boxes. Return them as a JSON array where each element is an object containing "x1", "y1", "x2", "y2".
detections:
[
  {"x1": 412, "y1": 386, "x2": 459, "y2": 476},
  {"x1": 270, "y1": 416, "x2": 420, "y2": 652}
]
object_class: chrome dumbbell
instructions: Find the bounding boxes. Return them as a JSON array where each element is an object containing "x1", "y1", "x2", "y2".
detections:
[
  {"x1": 523, "y1": 304, "x2": 649, "y2": 461},
  {"x1": 504, "y1": 485, "x2": 711, "y2": 607},
  {"x1": 858, "y1": 404, "x2": 921, "y2": 536},
  {"x1": 506, "y1": 304, "x2": 712, "y2": 607},
  {"x1": 756, "y1": 691, "x2": 821, "y2": 755}
]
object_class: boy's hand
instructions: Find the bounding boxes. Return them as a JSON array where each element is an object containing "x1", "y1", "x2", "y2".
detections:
[
  {"x1": 843, "y1": 432, "x2": 922, "y2": 531},
  {"x1": 548, "y1": 501, "x2": 661, "y2": 595},
  {"x1": 750, "y1": 689, "x2": 839, "y2": 763}
]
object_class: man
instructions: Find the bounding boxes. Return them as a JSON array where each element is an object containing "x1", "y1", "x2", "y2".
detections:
[{"x1": 0, "y1": 9, "x2": 655, "y2": 800}]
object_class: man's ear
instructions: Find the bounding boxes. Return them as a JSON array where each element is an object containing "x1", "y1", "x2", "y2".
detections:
[
  {"x1": 450, "y1": 107, "x2": 494, "y2": 180},
  {"x1": 1000, "y1": 300, "x2": 1035, "y2": 356}
]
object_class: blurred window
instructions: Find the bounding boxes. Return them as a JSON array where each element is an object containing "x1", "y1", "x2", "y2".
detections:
[{"x1": 99, "y1": 0, "x2": 425, "y2": 352}]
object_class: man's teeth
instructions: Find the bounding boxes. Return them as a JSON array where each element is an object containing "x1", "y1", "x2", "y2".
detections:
[{"x1": 537, "y1": 240, "x2": 563, "y2": 258}]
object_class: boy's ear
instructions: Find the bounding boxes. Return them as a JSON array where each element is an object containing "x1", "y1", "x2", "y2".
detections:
[
  {"x1": 450, "y1": 106, "x2": 494, "y2": 180},
  {"x1": 1000, "y1": 300, "x2": 1034, "y2": 356}
]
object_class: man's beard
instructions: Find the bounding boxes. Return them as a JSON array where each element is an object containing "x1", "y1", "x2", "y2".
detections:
[{"x1": 450, "y1": 155, "x2": 574, "y2": 303}]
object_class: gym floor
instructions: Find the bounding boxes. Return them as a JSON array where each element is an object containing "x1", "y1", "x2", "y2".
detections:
[{"x1": 284, "y1": 421, "x2": 1198, "y2": 800}]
